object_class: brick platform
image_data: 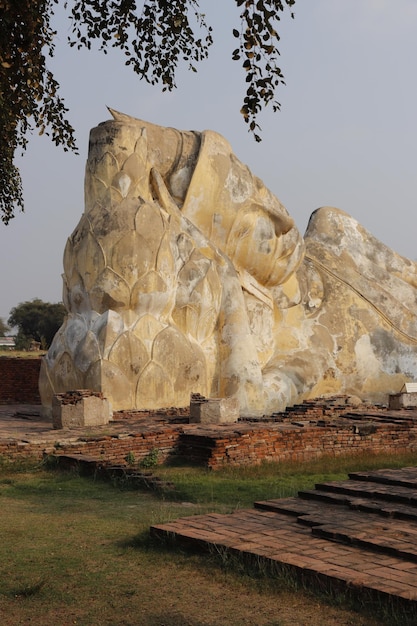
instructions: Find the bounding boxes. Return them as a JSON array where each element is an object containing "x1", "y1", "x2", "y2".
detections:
[
  {"x1": 1, "y1": 399, "x2": 417, "y2": 469},
  {"x1": 151, "y1": 467, "x2": 417, "y2": 608}
]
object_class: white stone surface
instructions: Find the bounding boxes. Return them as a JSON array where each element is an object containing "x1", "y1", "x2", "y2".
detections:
[
  {"x1": 190, "y1": 396, "x2": 240, "y2": 425},
  {"x1": 39, "y1": 112, "x2": 417, "y2": 417},
  {"x1": 52, "y1": 392, "x2": 111, "y2": 429}
]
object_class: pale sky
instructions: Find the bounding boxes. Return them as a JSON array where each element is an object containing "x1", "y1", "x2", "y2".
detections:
[{"x1": 1, "y1": 0, "x2": 416, "y2": 325}]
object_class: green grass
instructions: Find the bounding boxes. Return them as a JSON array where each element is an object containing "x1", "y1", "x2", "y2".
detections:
[
  {"x1": 154, "y1": 450, "x2": 417, "y2": 508},
  {"x1": 0, "y1": 451, "x2": 416, "y2": 625}
]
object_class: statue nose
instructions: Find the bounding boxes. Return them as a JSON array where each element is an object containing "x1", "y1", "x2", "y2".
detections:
[{"x1": 271, "y1": 211, "x2": 294, "y2": 237}]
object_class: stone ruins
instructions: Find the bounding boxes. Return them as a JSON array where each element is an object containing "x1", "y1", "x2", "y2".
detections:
[{"x1": 39, "y1": 110, "x2": 417, "y2": 417}]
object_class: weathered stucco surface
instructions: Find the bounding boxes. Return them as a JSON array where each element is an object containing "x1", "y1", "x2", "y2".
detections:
[{"x1": 39, "y1": 112, "x2": 417, "y2": 416}]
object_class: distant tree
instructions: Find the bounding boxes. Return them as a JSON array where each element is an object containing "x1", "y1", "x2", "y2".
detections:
[
  {"x1": 0, "y1": 317, "x2": 9, "y2": 336},
  {"x1": 8, "y1": 298, "x2": 66, "y2": 349},
  {"x1": 0, "y1": 0, "x2": 295, "y2": 224}
]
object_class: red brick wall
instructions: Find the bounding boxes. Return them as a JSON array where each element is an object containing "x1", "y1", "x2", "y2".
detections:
[
  {"x1": 178, "y1": 422, "x2": 417, "y2": 469},
  {"x1": 0, "y1": 358, "x2": 42, "y2": 404},
  {"x1": 1, "y1": 419, "x2": 416, "y2": 469},
  {"x1": 0, "y1": 424, "x2": 182, "y2": 465}
]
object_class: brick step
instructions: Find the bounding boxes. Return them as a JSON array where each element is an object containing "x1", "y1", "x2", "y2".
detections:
[
  {"x1": 343, "y1": 412, "x2": 415, "y2": 425},
  {"x1": 294, "y1": 503, "x2": 417, "y2": 558},
  {"x1": 150, "y1": 507, "x2": 417, "y2": 603},
  {"x1": 53, "y1": 455, "x2": 175, "y2": 491},
  {"x1": 103, "y1": 465, "x2": 175, "y2": 491},
  {"x1": 298, "y1": 488, "x2": 352, "y2": 505},
  {"x1": 295, "y1": 489, "x2": 417, "y2": 521},
  {"x1": 312, "y1": 514, "x2": 417, "y2": 562},
  {"x1": 255, "y1": 496, "x2": 324, "y2": 516},
  {"x1": 54, "y1": 453, "x2": 102, "y2": 475},
  {"x1": 256, "y1": 491, "x2": 417, "y2": 523},
  {"x1": 348, "y1": 467, "x2": 417, "y2": 489},
  {"x1": 312, "y1": 480, "x2": 417, "y2": 506}
]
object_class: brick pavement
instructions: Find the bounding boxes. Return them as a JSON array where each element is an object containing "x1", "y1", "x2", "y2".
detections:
[{"x1": 150, "y1": 467, "x2": 417, "y2": 607}]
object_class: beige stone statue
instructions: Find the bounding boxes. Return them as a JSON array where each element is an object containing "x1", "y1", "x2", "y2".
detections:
[{"x1": 39, "y1": 111, "x2": 417, "y2": 416}]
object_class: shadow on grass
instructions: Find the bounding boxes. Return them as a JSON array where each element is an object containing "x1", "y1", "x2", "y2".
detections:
[
  {"x1": 142, "y1": 614, "x2": 227, "y2": 626},
  {"x1": 137, "y1": 530, "x2": 417, "y2": 626},
  {"x1": 4, "y1": 577, "x2": 47, "y2": 599}
]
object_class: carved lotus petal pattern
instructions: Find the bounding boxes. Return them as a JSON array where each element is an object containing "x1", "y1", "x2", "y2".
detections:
[
  {"x1": 92, "y1": 151, "x2": 119, "y2": 187},
  {"x1": 113, "y1": 150, "x2": 129, "y2": 170},
  {"x1": 134, "y1": 130, "x2": 148, "y2": 158},
  {"x1": 89, "y1": 267, "x2": 130, "y2": 313},
  {"x1": 152, "y1": 326, "x2": 207, "y2": 396},
  {"x1": 155, "y1": 234, "x2": 176, "y2": 278},
  {"x1": 66, "y1": 214, "x2": 91, "y2": 250},
  {"x1": 64, "y1": 262, "x2": 88, "y2": 314},
  {"x1": 133, "y1": 270, "x2": 167, "y2": 294},
  {"x1": 132, "y1": 313, "x2": 165, "y2": 352},
  {"x1": 94, "y1": 310, "x2": 125, "y2": 359},
  {"x1": 87, "y1": 201, "x2": 126, "y2": 236},
  {"x1": 86, "y1": 359, "x2": 134, "y2": 409},
  {"x1": 121, "y1": 152, "x2": 146, "y2": 190},
  {"x1": 45, "y1": 323, "x2": 67, "y2": 364},
  {"x1": 62, "y1": 274, "x2": 70, "y2": 312},
  {"x1": 108, "y1": 332, "x2": 148, "y2": 383},
  {"x1": 131, "y1": 271, "x2": 173, "y2": 318},
  {"x1": 196, "y1": 266, "x2": 222, "y2": 343},
  {"x1": 73, "y1": 231, "x2": 106, "y2": 292},
  {"x1": 173, "y1": 256, "x2": 220, "y2": 343},
  {"x1": 175, "y1": 232, "x2": 195, "y2": 266},
  {"x1": 39, "y1": 358, "x2": 55, "y2": 405},
  {"x1": 135, "y1": 361, "x2": 174, "y2": 409},
  {"x1": 112, "y1": 171, "x2": 132, "y2": 199},
  {"x1": 63, "y1": 238, "x2": 75, "y2": 278},
  {"x1": 134, "y1": 202, "x2": 167, "y2": 252},
  {"x1": 53, "y1": 351, "x2": 84, "y2": 392},
  {"x1": 111, "y1": 231, "x2": 154, "y2": 286},
  {"x1": 68, "y1": 282, "x2": 90, "y2": 314},
  {"x1": 172, "y1": 305, "x2": 198, "y2": 338},
  {"x1": 74, "y1": 330, "x2": 101, "y2": 373},
  {"x1": 85, "y1": 173, "x2": 108, "y2": 210},
  {"x1": 63, "y1": 314, "x2": 89, "y2": 359}
]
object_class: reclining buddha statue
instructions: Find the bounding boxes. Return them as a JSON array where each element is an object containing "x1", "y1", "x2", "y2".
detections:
[{"x1": 39, "y1": 110, "x2": 417, "y2": 416}]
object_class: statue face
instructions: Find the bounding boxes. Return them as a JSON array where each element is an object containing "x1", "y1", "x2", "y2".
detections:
[{"x1": 226, "y1": 206, "x2": 304, "y2": 287}]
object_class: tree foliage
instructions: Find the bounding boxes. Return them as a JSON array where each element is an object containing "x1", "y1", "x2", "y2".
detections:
[
  {"x1": 0, "y1": 0, "x2": 295, "y2": 224},
  {"x1": 8, "y1": 298, "x2": 66, "y2": 349},
  {"x1": 0, "y1": 317, "x2": 9, "y2": 336},
  {"x1": 0, "y1": 0, "x2": 78, "y2": 225}
]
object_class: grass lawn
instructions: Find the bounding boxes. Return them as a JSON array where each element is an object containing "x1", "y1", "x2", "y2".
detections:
[
  {"x1": 0, "y1": 350, "x2": 46, "y2": 359},
  {"x1": 1, "y1": 452, "x2": 416, "y2": 625}
]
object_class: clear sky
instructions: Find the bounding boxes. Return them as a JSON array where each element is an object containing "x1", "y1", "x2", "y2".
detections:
[{"x1": 1, "y1": 0, "x2": 416, "y2": 325}]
